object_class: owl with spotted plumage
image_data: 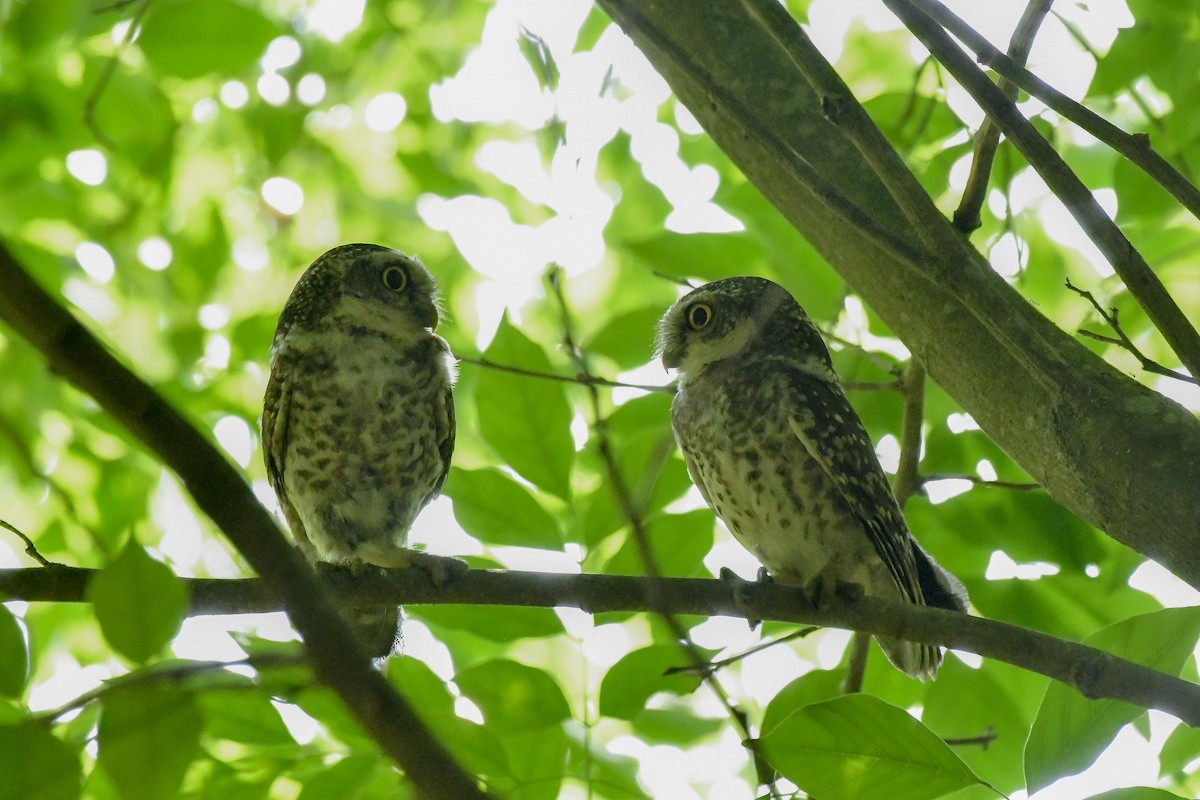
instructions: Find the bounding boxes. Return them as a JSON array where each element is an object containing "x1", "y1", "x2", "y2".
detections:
[
  {"x1": 262, "y1": 243, "x2": 456, "y2": 658},
  {"x1": 657, "y1": 276, "x2": 967, "y2": 679}
]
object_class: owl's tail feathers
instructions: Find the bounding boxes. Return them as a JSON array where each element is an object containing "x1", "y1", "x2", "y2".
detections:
[
  {"x1": 877, "y1": 637, "x2": 942, "y2": 680},
  {"x1": 913, "y1": 541, "x2": 969, "y2": 613},
  {"x1": 879, "y1": 541, "x2": 970, "y2": 679},
  {"x1": 350, "y1": 605, "x2": 403, "y2": 659}
]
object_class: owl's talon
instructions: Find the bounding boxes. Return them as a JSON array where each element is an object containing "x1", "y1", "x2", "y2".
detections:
[
  {"x1": 720, "y1": 568, "x2": 763, "y2": 630},
  {"x1": 404, "y1": 551, "x2": 468, "y2": 588}
]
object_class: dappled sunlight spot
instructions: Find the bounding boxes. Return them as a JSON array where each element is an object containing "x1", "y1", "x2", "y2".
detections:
[
  {"x1": 702, "y1": 530, "x2": 762, "y2": 580},
  {"x1": 569, "y1": 411, "x2": 588, "y2": 451},
  {"x1": 408, "y1": 495, "x2": 481, "y2": 558},
  {"x1": 1155, "y1": 372, "x2": 1200, "y2": 412},
  {"x1": 815, "y1": 627, "x2": 853, "y2": 669},
  {"x1": 990, "y1": 232, "x2": 1027, "y2": 279},
  {"x1": 875, "y1": 433, "x2": 900, "y2": 474},
  {"x1": 364, "y1": 92, "x2": 407, "y2": 132},
  {"x1": 555, "y1": 606, "x2": 592, "y2": 640},
  {"x1": 985, "y1": 550, "x2": 1059, "y2": 581},
  {"x1": 304, "y1": 0, "x2": 364, "y2": 42},
  {"x1": 949, "y1": 649, "x2": 982, "y2": 669},
  {"x1": 261, "y1": 176, "x2": 304, "y2": 215},
  {"x1": 154, "y1": 471, "x2": 204, "y2": 572},
  {"x1": 1028, "y1": 719, "x2": 1167, "y2": 800},
  {"x1": 63, "y1": 279, "x2": 119, "y2": 324},
  {"x1": 173, "y1": 616, "x2": 255, "y2": 661},
  {"x1": 296, "y1": 73, "x2": 326, "y2": 106},
  {"x1": 137, "y1": 237, "x2": 172, "y2": 271},
  {"x1": 74, "y1": 242, "x2": 114, "y2": 283},
  {"x1": 201, "y1": 333, "x2": 231, "y2": 372},
  {"x1": 946, "y1": 411, "x2": 980, "y2": 432},
  {"x1": 257, "y1": 72, "x2": 290, "y2": 106},
  {"x1": 27, "y1": 654, "x2": 114, "y2": 713},
  {"x1": 836, "y1": 295, "x2": 911, "y2": 360},
  {"x1": 273, "y1": 699, "x2": 320, "y2": 745},
  {"x1": 455, "y1": 694, "x2": 485, "y2": 724},
  {"x1": 214, "y1": 415, "x2": 254, "y2": 468},
  {"x1": 110, "y1": 19, "x2": 132, "y2": 46},
  {"x1": 66, "y1": 149, "x2": 106, "y2": 185},
  {"x1": 1129, "y1": 560, "x2": 1200, "y2": 606},
  {"x1": 925, "y1": 477, "x2": 972, "y2": 503},
  {"x1": 733, "y1": 631, "x2": 811, "y2": 704},
  {"x1": 219, "y1": 80, "x2": 249, "y2": 109},
  {"x1": 581, "y1": 623, "x2": 635, "y2": 670},
  {"x1": 975, "y1": 458, "x2": 997, "y2": 481},
  {"x1": 191, "y1": 97, "x2": 218, "y2": 123},
  {"x1": 232, "y1": 237, "x2": 269, "y2": 272},
  {"x1": 490, "y1": 545, "x2": 580, "y2": 573},
  {"x1": 262, "y1": 36, "x2": 301, "y2": 72},
  {"x1": 198, "y1": 303, "x2": 230, "y2": 330},
  {"x1": 400, "y1": 619, "x2": 456, "y2": 681}
]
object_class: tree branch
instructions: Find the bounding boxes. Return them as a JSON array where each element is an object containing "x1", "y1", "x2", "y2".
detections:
[
  {"x1": 4, "y1": 564, "x2": 1198, "y2": 727},
  {"x1": 884, "y1": 0, "x2": 1200, "y2": 379},
  {"x1": 952, "y1": 0, "x2": 1054, "y2": 233},
  {"x1": 0, "y1": 240, "x2": 489, "y2": 800}
]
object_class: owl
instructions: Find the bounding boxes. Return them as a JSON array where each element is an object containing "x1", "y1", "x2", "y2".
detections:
[
  {"x1": 657, "y1": 276, "x2": 967, "y2": 678},
  {"x1": 262, "y1": 243, "x2": 456, "y2": 657}
]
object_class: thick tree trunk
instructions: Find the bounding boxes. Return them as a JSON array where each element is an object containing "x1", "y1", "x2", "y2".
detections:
[{"x1": 597, "y1": 0, "x2": 1200, "y2": 588}]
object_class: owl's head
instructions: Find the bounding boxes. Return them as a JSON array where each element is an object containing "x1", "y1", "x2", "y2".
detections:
[
  {"x1": 656, "y1": 276, "x2": 801, "y2": 383},
  {"x1": 278, "y1": 244, "x2": 442, "y2": 338}
]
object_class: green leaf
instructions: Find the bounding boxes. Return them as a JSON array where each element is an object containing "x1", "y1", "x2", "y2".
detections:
[
  {"x1": 1025, "y1": 607, "x2": 1200, "y2": 793},
  {"x1": 198, "y1": 686, "x2": 295, "y2": 746},
  {"x1": 139, "y1": 0, "x2": 279, "y2": 80},
  {"x1": 605, "y1": 510, "x2": 714, "y2": 577},
  {"x1": 88, "y1": 539, "x2": 187, "y2": 663},
  {"x1": 413, "y1": 604, "x2": 564, "y2": 642},
  {"x1": 760, "y1": 669, "x2": 846, "y2": 736},
  {"x1": 476, "y1": 315, "x2": 575, "y2": 499},
  {"x1": 455, "y1": 659, "x2": 570, "y2": 733},
  {"x1": 630, "y1": 707, "x2": 724, "y2": 745},
  {"x1": 0, "y1": 605, "x2": 28, "y2": 698},
  {"x1": 1086, "y1": 791, "x2": 1189, "y2": 800},
  {"x1": 624, "y1": 232, "x2": 765, "y2": 282},
  {"x1": 0, "y1": 723, "x2": 82, "y2": 800},
  {"x1": 585, "y1": 306, "x2": 663, "y2": 370},
  {"x1": 761, "y1": 694, "x2": 981, "y2": 800},
  {"x1": 296, "y1": 755, "x2": 383, "y2": 800},
  {"x1": 97, "y1": 686, "x2": 203, "y2": 800},
  {"x1": 444, "y1": 467, "x2": 562, "y2": 549},
  {"x1": 599, "y1": 645, "x2": 709, "y2": 719},
  {"x1": 502, "y1": 728, "x2": 568, "y2": 800},
  {"x1": 517, "y1": 27, "x2": 559, "y2": 92}
]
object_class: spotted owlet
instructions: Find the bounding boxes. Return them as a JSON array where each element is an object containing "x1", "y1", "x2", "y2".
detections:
[
  {"x1": 262, "y1": 243, "x2": 456, "y2": 657},
  {"x1": 657, "y1": 277, "x2": 967, "y2": 678}
]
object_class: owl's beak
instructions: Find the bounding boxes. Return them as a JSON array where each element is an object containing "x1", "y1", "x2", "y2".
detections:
[
  {"x1": 417, "y1": 300, "x2": 440, "y2": 330},
  {"x1": 661, "y1": 346, "x2": 682, "y2": 370}
]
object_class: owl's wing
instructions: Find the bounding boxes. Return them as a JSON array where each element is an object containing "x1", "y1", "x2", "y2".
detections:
[
  {"x1": 262, "y1": 361, "x2": 318, "y2": 561},
  {"x1": 782, "y1": 366, "x2": 922, "y2": 604},
  {"x1": 429, "y1": 381, "x2": 455, "y2": 500}
]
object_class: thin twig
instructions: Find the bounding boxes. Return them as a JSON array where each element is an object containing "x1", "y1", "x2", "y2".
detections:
[
  {"x1": 921, "y1": 474, "x2": 1041, "y2": 492},
  {"x1": 662, "y1": 627, "x2": 821, "y2": 678},
  {"x1": 83, "y1": 0, "x2": 151, "y2": 148},
  {"x1": 953, "y1": 0, "x2": 1055, "y2": 233},
  {"x1": 884, "y1": 0, "x2": 1200, "y2": 382},
  {"x1": 457, "y1": 355, "x2": 672, "y2": 394},
  {"x1": 0, "y1": 519, "x2": 56, "y2": 567},
  {"x1": 910, "y1": 0, "x2": 1200, "y2": 224},
  {"x1": 1065, "y1": 278, "x2": 1198, "y2": 384},
  {"x1": 946, "y1": 728, "x2": 997, "y2": 749},
  {"x1": 546, "y1": 266, "x2": 782, "y2": 799}
]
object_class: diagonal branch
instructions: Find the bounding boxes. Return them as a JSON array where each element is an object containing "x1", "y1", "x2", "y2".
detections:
[
  {"x1": 4, "y1": 564, "x2": 1199, "y2": 727},
  {"x1": 884, "y1": 0, "x2": 1200, "y2": 378},
  {"x1": 0, "y1": 239, "x2": 489, "y2": 800}
]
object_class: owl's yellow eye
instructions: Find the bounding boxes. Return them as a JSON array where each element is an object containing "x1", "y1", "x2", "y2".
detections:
[
  {"x1": 381, "y1": 265, "x2": 409, "y2": 292},
  {"x1": 687, "y1": 302, "x2": 713, "y2": 330}
]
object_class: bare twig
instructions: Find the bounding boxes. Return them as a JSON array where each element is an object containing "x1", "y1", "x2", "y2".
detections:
[
  {"x1": 946, "y1": 728, "x2": 997, "y2": 749},
  {"x1": 884, "y1": 0, "x2": 1200, "y2": 382},
  {"x1": 662, "y1": 627, "x2": 821, "y2": 678},
  {"x1": 546, "y1": 267, "x2": 783, "y2": 796},
  {"x1": 0, "y1": 518, "x2": 56, "y2": 567},
  {"x1": 83, "y1": 0, "x2": 151, "y2": 148},
  {"x1": 1065, "y1": 278, "x2": 1198, "y2": 385},
  {"x1": 6, "y1": 564, "x2": 1200, "y2": 727},
  {"x1": 457, "y1": 355, "x2": 671, "y2": 394},
  {"x1": 922, "y1": 474, "x2": 1041, "y2": 492},
  {"x1": 916, "y1": 0, "x2": 1200, "y2": 221},
  {"x1": 953, "y1": 0, "x2": 1055, "y2": 232},
  {"x1": 0, "y1": 239, "x2": 490, "y2": 800}
]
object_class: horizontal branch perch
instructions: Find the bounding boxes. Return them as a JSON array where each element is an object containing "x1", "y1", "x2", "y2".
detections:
[{"x1": 4, "y1": 564, "x2": 1197, "y2": 726}]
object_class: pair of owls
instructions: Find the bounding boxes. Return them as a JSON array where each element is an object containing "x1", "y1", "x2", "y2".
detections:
[{"x1": 262, "y1": 244, "x2": 966, "y2": 676}]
